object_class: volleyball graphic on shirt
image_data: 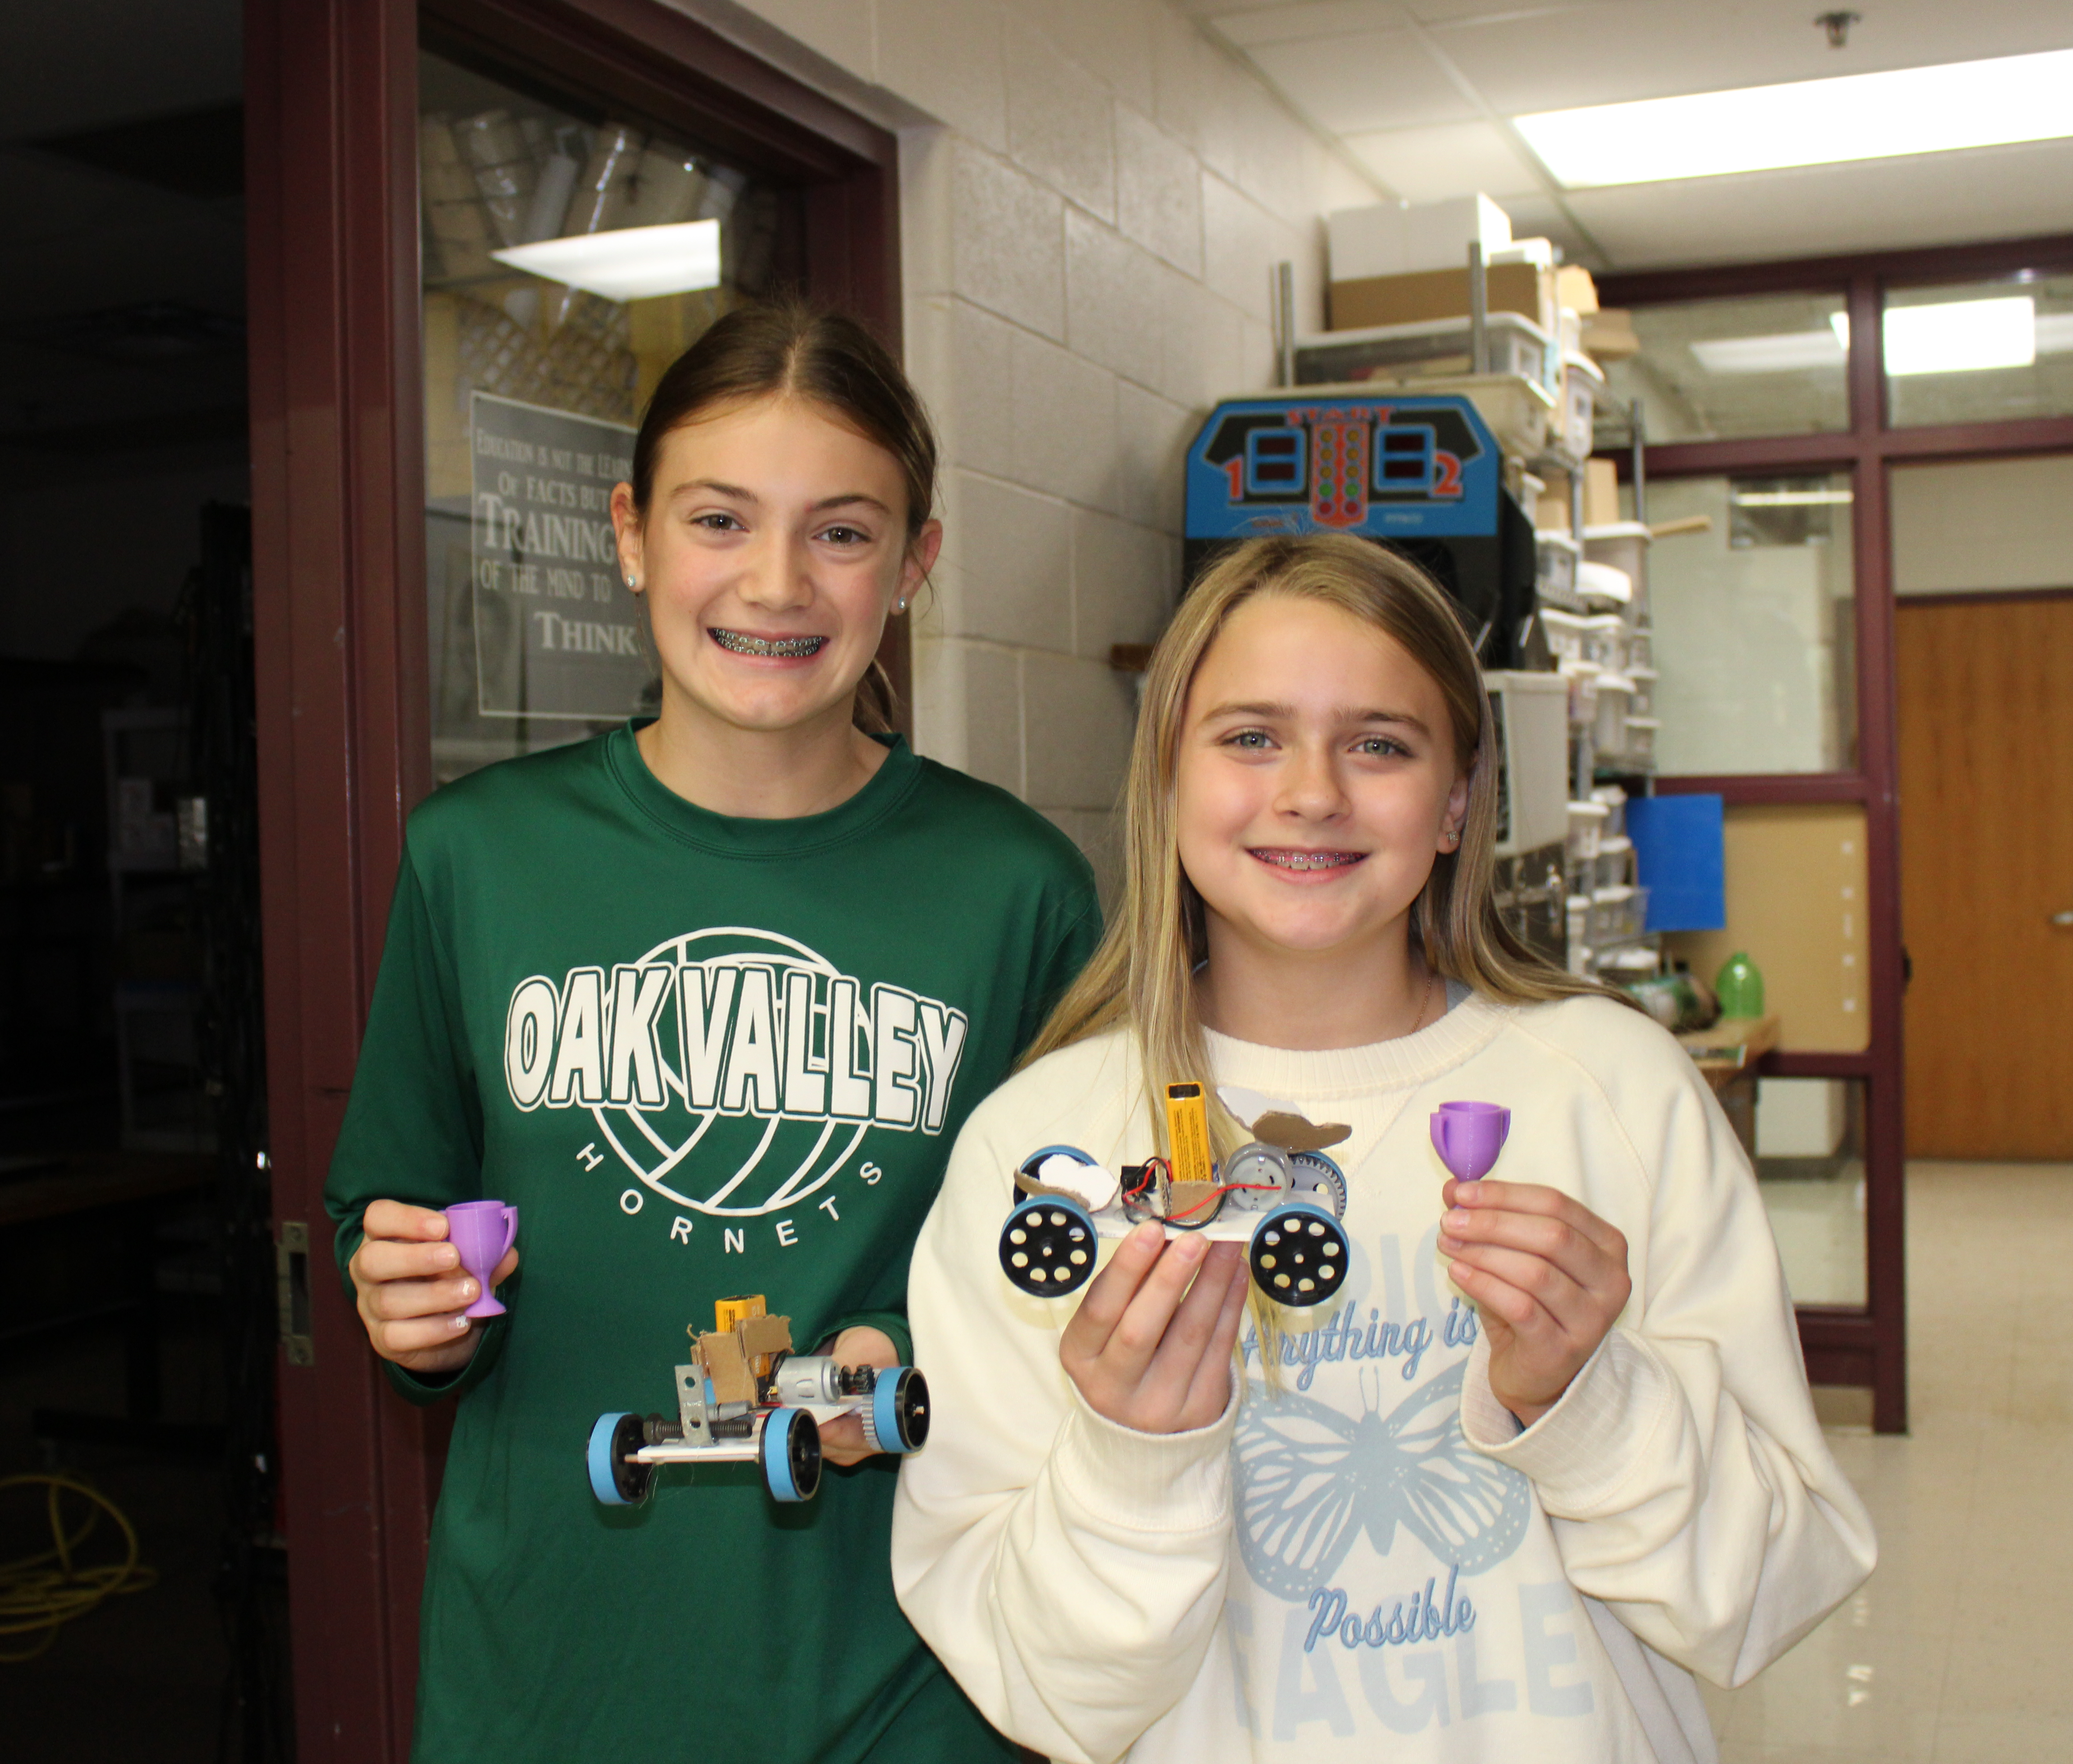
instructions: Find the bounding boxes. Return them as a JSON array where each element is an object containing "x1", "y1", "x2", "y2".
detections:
[{"x1": 500, "y1": 926, "x2": 969, "y2": 1217}]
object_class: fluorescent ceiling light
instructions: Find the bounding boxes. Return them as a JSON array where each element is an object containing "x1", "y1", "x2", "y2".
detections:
[
  {"x1": 491, "y1": 219, "x2": 721, "y2": 300},
  {"x1": 1515, "y1": 48, "x2": 2073, "y2": 188},
  {"x1": 1730, "y1": 489, "x2": 1854, "y2": 507},
  {"x1": 1694, "y1": 296, "x2": 2049, "y2": 378},
  {"x1": 1833, "y1": 298, "x2": 2036, "y2": 375},
  {"x1": 1690, "y1": 330, "x2": 1844, "y2": 375}
]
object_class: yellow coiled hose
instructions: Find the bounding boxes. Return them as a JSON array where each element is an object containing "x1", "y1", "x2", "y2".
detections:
[{"x1": 0, "y1": 1474, "x2": 159, "y2": 1661}]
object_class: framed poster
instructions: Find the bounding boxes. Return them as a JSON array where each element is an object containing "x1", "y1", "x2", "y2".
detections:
[{"x1": 468, "y1": 390, "x2": 646, "y2": 719}]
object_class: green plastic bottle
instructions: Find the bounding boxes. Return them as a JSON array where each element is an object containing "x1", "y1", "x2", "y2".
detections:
[{"x1": 1715, "y1": 950, "x2": 1765, "y2": 1018}]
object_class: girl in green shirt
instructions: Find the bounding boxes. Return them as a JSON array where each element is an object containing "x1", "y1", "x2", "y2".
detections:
[{"x1": 328, "y1": 303, "x2": 1100, "y2": 1761}]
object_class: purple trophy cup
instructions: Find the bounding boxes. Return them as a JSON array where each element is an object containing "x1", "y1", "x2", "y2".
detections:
[
  {"x1": 444, "y1": 1199, "x2": 518, "y2": 1318},
  {"x1": 1430, "y1": 1101, "x2": 1511, "y2": 1183}
]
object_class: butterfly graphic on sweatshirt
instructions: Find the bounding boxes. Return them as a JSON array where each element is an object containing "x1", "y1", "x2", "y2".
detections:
[{"x1": 1233, "y1": 1360, "x2": 1532, "y2": 1603}]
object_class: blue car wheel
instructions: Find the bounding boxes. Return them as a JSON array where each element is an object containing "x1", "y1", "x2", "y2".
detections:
[
  {"x1": 864, "y1": 1366, "x2": 931, "y2": 1454},
  {"x1": 587, "y1": 1411, "x2": 653, "y2": 1506},
  {"x1": 761, "y1": 1405, "x2": 823, "y2": 1503}
]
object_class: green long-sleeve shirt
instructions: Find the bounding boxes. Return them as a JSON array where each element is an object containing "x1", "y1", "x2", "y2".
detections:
[{"x1": 326, "y1": 724, "x2": 1099, "y2": 1762}]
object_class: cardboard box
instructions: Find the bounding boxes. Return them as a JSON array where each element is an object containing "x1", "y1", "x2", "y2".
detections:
[
  {"x1": 1556, "y1": 265, "x2": 1599, "y2": 316},
  {"x1": 1585, "y1": 458, "x2": 1622, "y2": 528},
  {"x1": 1583, "y1": 307, "x2": 1641, "y2": 362},
  {"x1": 1327, "y1": 194, "x2": 1512, "y2": 281},
  {"x1": 1328, "y1": 262, "x2": 1555, "y2": 334},
  {"x1": 1493, "y1": 237, "x2": 1555, "y2": 270}
]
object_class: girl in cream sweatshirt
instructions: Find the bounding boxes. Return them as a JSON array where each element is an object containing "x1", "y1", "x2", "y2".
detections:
[{"x1": 891, "y1": 533, "x2": 1875, "y2": 1764}]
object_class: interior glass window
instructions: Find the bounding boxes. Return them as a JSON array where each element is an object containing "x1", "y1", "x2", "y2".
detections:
[
  {"x1": 419, "y1": 48, "x2": 786, "y2": 785},
  {"x1": 1883, "y1": 273, "x2": 2073, "y2": 429},
  {"x1": 1598, "y1": 291, "x2": 1851, "y2": 444}
]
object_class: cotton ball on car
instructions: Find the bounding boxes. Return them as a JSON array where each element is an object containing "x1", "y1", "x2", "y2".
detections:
[{"x1": 1035, "y1": 1155, "x2": 1118, "y2": 1212}]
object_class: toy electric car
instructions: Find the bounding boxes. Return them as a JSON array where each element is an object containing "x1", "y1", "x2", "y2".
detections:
[
  {"x1": 586, "y1": 1294, "x2": 929, "y2": 1507},
  {"x1": 998, "y1": 1085, "x2": 1356, "y2": 1310}
]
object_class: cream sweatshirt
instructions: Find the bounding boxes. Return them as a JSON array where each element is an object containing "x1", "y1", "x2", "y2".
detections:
[{"x1": 891, "y1": 992, "x2": 1876, "y2": 1764}]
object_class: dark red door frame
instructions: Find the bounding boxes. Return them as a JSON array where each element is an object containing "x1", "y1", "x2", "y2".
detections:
[
  {"x1": 245, "y1": 3, "x2": 898, "y2": 1756},
  {"x1": 1600, "y1": 232, "x2": 2073, "y2": 1434}
]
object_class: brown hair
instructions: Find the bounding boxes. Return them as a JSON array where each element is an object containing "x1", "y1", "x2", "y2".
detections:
[{"x1": 629, "y1": 300, "x2": 937, "y2": 733}]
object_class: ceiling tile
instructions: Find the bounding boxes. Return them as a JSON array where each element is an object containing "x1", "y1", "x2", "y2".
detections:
[
  {"x1": 1343, "y1": 119, "x2": 1546, "y2": 200},
  {"x1": 1247, "y1": 30, "x2": 1482, "y2": 133},
  {"x1": 1403, "y1": 0, "x2": 1596, "y2": 20},
  {"x1": 1213, "y1": 1, "x2": 1412, "y2": 48},
  {"x1": 1431, "y1": 0, "x2": 2073, "y2": 118},
  {"x1": 1569, "y1": 136, "x2": 2073, "y2": 270}
]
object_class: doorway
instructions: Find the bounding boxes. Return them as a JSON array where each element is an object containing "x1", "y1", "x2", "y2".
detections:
[{"x1": 1895, "y1": 454, "x2": 2073, "y2": 1159}]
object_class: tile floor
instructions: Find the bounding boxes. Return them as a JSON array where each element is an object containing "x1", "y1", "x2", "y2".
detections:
[{"x1": 1701, "y1": 1160, "x2": 2073, "y2": 1762}]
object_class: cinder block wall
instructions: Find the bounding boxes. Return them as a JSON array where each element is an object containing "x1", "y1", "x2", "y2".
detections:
[{"x1": 676, "y1": 0, "x2": 1375, "y2": 893}]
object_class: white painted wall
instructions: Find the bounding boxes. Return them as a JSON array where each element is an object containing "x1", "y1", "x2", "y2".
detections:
[
  {"x1": 669, "y1": 0, "x2": 1375, "y2": 891},
  {"x1": 1892, "y1": 455, "x2": 2073, "y2": 597}
]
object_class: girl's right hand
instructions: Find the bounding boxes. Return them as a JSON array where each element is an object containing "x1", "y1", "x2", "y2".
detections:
[
  {"x1": 1059, "y1": 1223, "x2": 1250, "y2": 1434},
  {"x1": 347, "y1": 1199, "x2": 519, "y2": 1376}
]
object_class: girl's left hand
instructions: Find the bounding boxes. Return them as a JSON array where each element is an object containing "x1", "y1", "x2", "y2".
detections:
[
  {"x1": 1439, "y1": 1179, "x2": 1631, "y2": 1430},
  {"x1": 816, "y1": 1326, "x2": 900, "y2": 1467}
]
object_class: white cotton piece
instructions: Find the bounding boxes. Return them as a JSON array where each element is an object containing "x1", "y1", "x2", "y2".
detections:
[{"x1": 1035, "y1": 1154, "x2": 1118, "y2": 1213}]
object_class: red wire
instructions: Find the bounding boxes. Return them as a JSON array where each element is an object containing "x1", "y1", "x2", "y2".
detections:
[{"x1": 1123, "y1": 1156, "x2": 1281, "y2": 1222}]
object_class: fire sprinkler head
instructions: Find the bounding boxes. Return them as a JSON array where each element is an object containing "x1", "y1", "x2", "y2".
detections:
[{"x1": 1814, "y1": 9, "x2": 1862, "y2": 49}]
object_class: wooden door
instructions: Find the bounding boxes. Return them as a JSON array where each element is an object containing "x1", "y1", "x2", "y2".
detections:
[
  {"x1": 247, "y1": 1, "x2": 900, "y2": 1755},
  {"x1": 1898, "y1": 591, "x2": 2073, "y2": 1157}
]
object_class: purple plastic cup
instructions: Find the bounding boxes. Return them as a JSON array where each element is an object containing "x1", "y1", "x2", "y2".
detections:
[
  {"x1": 445, "y1": 1199, "x2": 518, "y2": 1318},
  {"x1": 1430, "y1": 1102, "x2": 1511, "y2": 1183}
]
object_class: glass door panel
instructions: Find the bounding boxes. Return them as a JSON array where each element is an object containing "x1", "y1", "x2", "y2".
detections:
[
  {"x1": 1640, "y1": 472, "x2": 1856, "y2": 776},
  {"x1": 419, "y1": 48, "x2": 786, "y2": 784}
]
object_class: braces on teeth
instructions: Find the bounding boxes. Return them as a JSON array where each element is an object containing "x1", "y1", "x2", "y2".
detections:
[{"x1": 711, "y1": 629, "x2": 826, "y2": 658}]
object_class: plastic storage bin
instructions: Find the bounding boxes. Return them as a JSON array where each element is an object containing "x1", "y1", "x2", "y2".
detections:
[
  {"x1": 1295, "y1": 311, "x2": 1557, "y2": 394},
  {"x1": 1540, "y1": 605, "x2": 1589, "y2": 662},
  {"x1": 1591, "y1": 672, "x2": 1633, "y2": 755},
  {"x1": 1565, "y1": 797, "x2": 1609, "y2": 867},
  {"x1": 1556, "y1": 351, "x2": 1604, "y2": 463},
  {"x1": 1623, "y1": 716, "x2": 1660, "y2": 768},
  {"x1": 1580, "y1": 614, "x2": 1627, "y2": 671},
  {"x1": 1565, "y1": 894, "x2": 1592, "y2": 975},
  {"x1": 1627, "y1": 664, "x2": 1657, "y2": 715},
  {"x1": 1591, "y1": 884, "x2": 1648, "y2": 945},
  {"x1": 1578, "y1": 559, "x2": 1632, "y2": 609},
  {"x1": 1584, "y1": 523, "x2": 1651, "y2": 616},
  {"x1": 1626, "y1": 627, "x2": 1653, "y2": 670},
  {"x1": 1559, "y1": 658, "x2": 1601, "y2": 728},
  {"x1": 1592, "y1": 783, "x2": 1627, "y2": 837},
  {"x1": 1593, "y1": 834, "x2": 1633, "y2": 893},
  {"x1": 1536, "y1": 533, "x2": 1582, "y2": 609}
]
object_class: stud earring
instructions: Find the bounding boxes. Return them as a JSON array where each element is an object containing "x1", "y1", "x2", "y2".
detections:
[{"x1": 895, "y1": 597, "x2": 908, "y2": 614}]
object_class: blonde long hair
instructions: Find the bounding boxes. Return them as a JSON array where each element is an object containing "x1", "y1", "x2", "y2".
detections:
[{"x1": 1024, "y1": 531, "x2": 1621, "y2": 1155}]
